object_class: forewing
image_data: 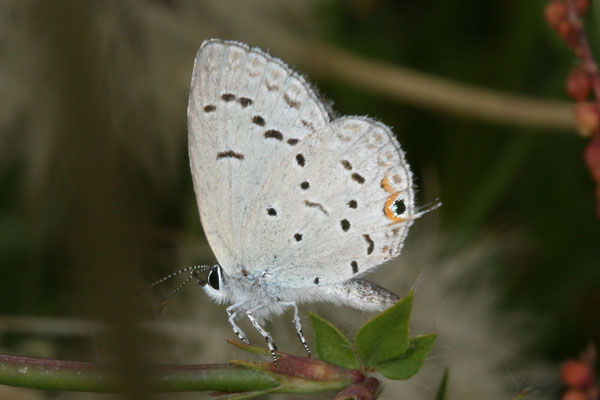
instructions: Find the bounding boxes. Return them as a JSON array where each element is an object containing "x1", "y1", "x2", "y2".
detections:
[{"x1": 188, "y1": 39, "x2": 331, "y2": 272}]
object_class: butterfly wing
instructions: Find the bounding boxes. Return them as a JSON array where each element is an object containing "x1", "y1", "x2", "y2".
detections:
[
  {"x1": 188, "y1": 40, "x2": 415, "y2": 288},
  {"x1": 242, "y1": 116, "x2": 415, "y2": 288},
  {"x1": 188, "y1": 39, "x2": 331, "y2": 273}
]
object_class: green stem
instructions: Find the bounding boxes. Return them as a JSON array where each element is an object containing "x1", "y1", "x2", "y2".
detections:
[{"x1": 0, "y1": 353, "x2": 278, "y2": 393}]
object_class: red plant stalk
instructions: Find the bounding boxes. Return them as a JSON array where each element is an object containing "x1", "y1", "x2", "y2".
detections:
[{"x1": 545, "y1": 0, "x2": 600, "y2": 217}]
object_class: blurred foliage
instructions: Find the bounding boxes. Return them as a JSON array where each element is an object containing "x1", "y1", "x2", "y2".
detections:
[
  {"x1": 435, "y1": 368, "x2": 449, "y2": 400},
  {"x1": 0, "y1": 1, "x2": 598, "y2": 394}
]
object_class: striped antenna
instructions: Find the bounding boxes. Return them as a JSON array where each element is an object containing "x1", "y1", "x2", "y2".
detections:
[
  {"x1": 146, "y1": 265, "x2": 211, "y2": 289},
  {"x1": 143, "y1": 265, "x2": 212, "y2": 312},
  {"x1": 159, "y1": 273, "x2": 195, "y2": 312}
]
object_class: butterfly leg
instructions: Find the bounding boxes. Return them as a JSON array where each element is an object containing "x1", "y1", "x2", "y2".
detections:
[
  {"x1": 226, "y1": 302, "x2": 250, "y2": 344},
  {"x1": 246, "y1": 305, "x2": 278, "y2": 365},
  {"x1": 280, "y1": 301, "x2": 311, "y2": 358}
]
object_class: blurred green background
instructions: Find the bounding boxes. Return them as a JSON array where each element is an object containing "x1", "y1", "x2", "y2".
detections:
[{"x1": 0, "y1": 0, "x2": 598, "y2": 399}]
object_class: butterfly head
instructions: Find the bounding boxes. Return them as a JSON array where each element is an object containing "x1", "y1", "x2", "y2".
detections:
[{"x1": 201, "y1": 265, "x2": 231, "y2": 304}]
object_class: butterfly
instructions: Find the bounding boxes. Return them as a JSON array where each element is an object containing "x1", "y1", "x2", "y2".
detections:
[{"x1": 164, "y1": 39, "x2": 426, "y2": 364}]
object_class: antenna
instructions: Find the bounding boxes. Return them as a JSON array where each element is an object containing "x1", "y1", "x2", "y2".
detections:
[{"x1": 143, "y1": 265, "x2": 212, "y2": 312}]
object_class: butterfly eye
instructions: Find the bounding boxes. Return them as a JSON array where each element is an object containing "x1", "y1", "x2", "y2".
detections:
[{"x1": 208, "y1": 267, "x2": 220, "y2": 290}]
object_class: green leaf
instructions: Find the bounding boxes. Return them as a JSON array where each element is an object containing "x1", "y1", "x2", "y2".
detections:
[
  {"x1": 309, "y1": 312, "x2": 360, "y2": 370},
  {"x1": 435, "y1": 368, "x2": 449, "y2": 400},
  {"x1": 374, "y1": 334, "x2": 437, "y2": 380},
  {"x1": 354, "y1": 291, "x2": 413, "y2": 367}
]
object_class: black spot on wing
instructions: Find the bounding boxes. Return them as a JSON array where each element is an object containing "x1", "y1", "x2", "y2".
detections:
[
  {"x1": 348, "y1": 200, "x2": 358, "y2": 209},
  {"x1": 363, "y1": 234, "x2": 374, "y2": 255},
  {"x1": 296, "y1": 154, "x2": 305, "y2": 167},
  {"x1": 264, "y1": 130, "x2": 283, "y2": 141},
  {"x1": 216, "y1": 151, "x2": 244, "y2": 160},
  {"x1": 351, "y1": 260, "x2": 358, "y2": 274},
  {"x1": 203, "y1": 105, "x2": 216, "y2": 112},
  {"x1": 341, "y1": 160, "x2": 352, "y2": 170},
  {"x1": 393, "y1": 199, "x2": 407, "y2": 215},
  {"x1": 300, "y1": 181, "x2": 310, "y2": 190},
  {"x1": 304, "y1": 200, "x2": 329, "y2": 216},
  {"x1": 267, "y1": 207, "x2": 277, "y2": 216},
  {"x1": 287, "y1": 138, "x2": 299, "y2": 146},
  {"x1": 237, "y1": 97, "x2": 252, "y2": 107},
  {"x1": 294, "y1": 233, "x2": 303, "y2": 242},
  {"x1": 314, "y1": 277, "x2": 319, "y2": 285},
  {"x1": 340, "y1": 219, "x2": 350, "y2": 231},
  {"x1": 351, "y1": 173, "x2": 365, "y2": 184},
  {"x1": 221, "y1": 93, "x2": 235, "y2": 102},
  {"x1": 252, "y1": 115, "x2": 266, "y2": 126}
]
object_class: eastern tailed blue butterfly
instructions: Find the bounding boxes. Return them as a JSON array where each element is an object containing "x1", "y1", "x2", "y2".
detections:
[{"x1": 172, "y1": 39, "x2": 428, "y2": 363}]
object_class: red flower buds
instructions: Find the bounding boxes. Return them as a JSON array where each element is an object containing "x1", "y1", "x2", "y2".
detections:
[
  {"x1": 567, "y1": 67, "x2": 592, "y2": 101},
  {"x1": 544, "y1": 0, "x2": 586, "y2": 50},
  {"x1": 545, "y1": 0, "x2": 568, "y2": 29},
  {"x1": 574, "y1": 103, "x2": 600, "y2": 137},
  {"x1": 561, "y1": 360, "x2": 594, "y2": 388},
  {"x1": 576, "y1": 0, "x2": 589, "y2": 15}
]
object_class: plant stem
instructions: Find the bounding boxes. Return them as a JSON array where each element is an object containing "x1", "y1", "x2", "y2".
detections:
[
  {"x1": 235, "y1": 26, "x2": 575, "y2": 132},
  {"x1": 0, "y1": 353, "x2": 278, "y2": 393}
]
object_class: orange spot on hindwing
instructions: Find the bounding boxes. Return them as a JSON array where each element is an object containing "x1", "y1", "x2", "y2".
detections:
[
  {"x1": 381, "y1": 176, "x2": 406, "y2": 224},
  {"x1": 380, "y1": 176, "x2": 394, "y2": 194}
]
